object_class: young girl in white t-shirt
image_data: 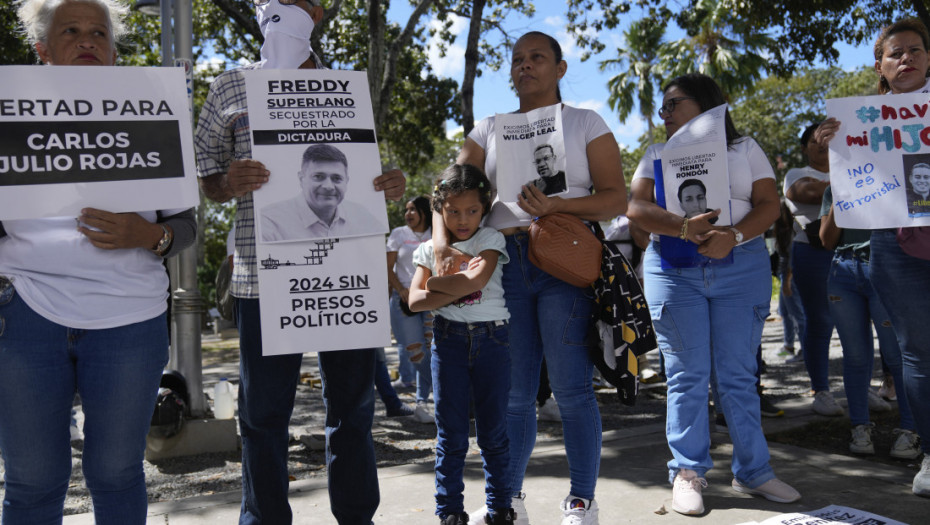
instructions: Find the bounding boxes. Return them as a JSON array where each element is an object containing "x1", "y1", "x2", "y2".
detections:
[{"x1": 408, "y1": 164, "x2": 513, "y2": 525}]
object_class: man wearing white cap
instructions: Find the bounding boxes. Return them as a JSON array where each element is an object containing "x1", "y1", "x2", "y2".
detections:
[{"x1": 194, "y1": 1, "x2": 406, "y2": 523}]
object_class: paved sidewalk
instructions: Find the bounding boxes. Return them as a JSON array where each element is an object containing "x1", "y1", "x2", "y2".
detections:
[{"x1": 63, "y1": 402, "x2": 924, "y2": 524}]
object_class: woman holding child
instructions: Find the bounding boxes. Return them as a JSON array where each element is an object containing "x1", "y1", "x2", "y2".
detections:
[{"x1": 432, "y1": 30, "x2": 627, "y2": 525}]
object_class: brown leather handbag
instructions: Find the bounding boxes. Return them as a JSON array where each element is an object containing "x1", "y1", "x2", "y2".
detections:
[{"x1": 528, "y1": 213, "x2": 602, "y2": 288}]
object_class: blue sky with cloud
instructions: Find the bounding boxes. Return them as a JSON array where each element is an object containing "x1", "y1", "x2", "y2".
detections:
[{"x1": 392, "y1": 3, "x2": 873, "y2": 150}]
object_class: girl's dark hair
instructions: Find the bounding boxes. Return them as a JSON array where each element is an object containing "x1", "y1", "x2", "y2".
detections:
[
  {"x1": 663, "y1": 73, "x2": 742, "y2": 147},
  {"x1": 515, "y1": 31, "x2": 564, "y2": 102},
  {"x1": 409, "y1": 195, "x2": 432, "y2": 227},
  {"x1": 873, "y1": 18, "x2": 930, "y2": 94},
  {"x1": 431, "y1": 164, "x2": 493, "y2": 217}
]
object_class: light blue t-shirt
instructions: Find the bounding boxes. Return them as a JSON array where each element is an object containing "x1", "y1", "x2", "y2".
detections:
[{"x1": 412, "y1": 227, "x2": 510, "y2": 323}]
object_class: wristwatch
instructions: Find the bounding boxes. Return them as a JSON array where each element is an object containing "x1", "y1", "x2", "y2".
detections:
[
  {"x1": 729, "y1": 227, "x2": 744, "y2": 244},
  {"x1": 153, "y1": 224, "x2": 172, "y2": 256}
]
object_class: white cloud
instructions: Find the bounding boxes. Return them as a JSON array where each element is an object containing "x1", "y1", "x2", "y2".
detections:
[
  {"x1": 426, "y1": 15, "x2": 469, "y2": 78},
  {"x1": 567, "y1": 98, "x2": 606, "y2": 113},
  {"x1": 544, "y1": 15, "x2": 564, "y2": 27},
  {"x1": 612, "y1": 118, "x2": 646, "y2": 149},
  {"x1": 445, "y1": 124, "x2": 464, "y2": 140}
]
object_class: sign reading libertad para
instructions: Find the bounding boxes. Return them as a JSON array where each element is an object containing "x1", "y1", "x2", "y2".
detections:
[
  {"x1": 244, "y1": 68, "x2": 390, "y2": 355},
  {"x1": 826, "y1": 92, "x2": 930, "y2": 229},
  {"x1": 0, "y1": 66, "x2": 199, "y2": 220}
]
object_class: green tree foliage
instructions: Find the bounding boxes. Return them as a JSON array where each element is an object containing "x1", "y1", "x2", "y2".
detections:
[
  {"x1": 599, "y1": 17, "x2": 665, "y2": 137},
  {"x1": 658, "y1": 0, "x2": 774, "y2": 99}
]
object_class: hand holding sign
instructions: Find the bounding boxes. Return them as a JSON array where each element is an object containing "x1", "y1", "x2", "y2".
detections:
[
  {"x1": 226, "y1": 159, "x2": 270, "y2": 197},
  {"x1": 78, "y1": 208, "x2": 164, "y2": 250}
]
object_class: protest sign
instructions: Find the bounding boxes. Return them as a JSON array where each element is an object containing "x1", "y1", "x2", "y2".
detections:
[
  {"x1": 827, "y1": 93, "x2": 930, "y2": 228},
  {"x1": 495, "y1": 104, "x2": 567, "y2": 201},
  {"x1": 735, "y1": 504, "x2": 906, "y2": 525},
  {"x1": 244, "y1": 69, "x2": 390, "y2": 355},
  {"x1": 0, "y1": 66, "x2": 199, "y2": 220},
  {"x1": 655, "y1": 103, "x2": 732, "y2": 268}
]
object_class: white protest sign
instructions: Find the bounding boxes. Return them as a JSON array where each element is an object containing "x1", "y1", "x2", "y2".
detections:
[
  {"x1": 495, "y1": 104, "x2": 567, "y2": 201},
  {"x1": 0, "y1": 66, "x2": 199, "y2": 220},
  {"x1": 244, "y1": 69, "x2": 390, "y2": 355},
  {"x1": 245, "y1": 69, "x2": 389, "y2": 243},
  {"x1": 660, "y1": 104, "x2": 731, "y2": 225},
  {"x1": 826, "y1": 93, "x2": 930, "y2": 228},
  {"x1": 734, "y1": 504, "x2": 907, "y2": 525}
]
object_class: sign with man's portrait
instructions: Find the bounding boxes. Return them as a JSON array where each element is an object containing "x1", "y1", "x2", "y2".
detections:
[
  {"x1": 826, "y1": 93, "x2": 930, "y2": 228},
  {"x1": 0, "y1": 66, "x2": 200, "y2": 220},
  {"x1": 495, "y1": 104, "x2": 568, "y2": 201},
  {"x1": 244, "y1": 69, "x2": 391, "y2": 355}
]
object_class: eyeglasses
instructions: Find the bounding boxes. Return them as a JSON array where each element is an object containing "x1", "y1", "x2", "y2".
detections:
[
  {"x1": 253, "y1": 0, "x2": 320, "y2": 6},
  {"x1": 658, "y1": 97, "x2": 695, "y2": 117}
]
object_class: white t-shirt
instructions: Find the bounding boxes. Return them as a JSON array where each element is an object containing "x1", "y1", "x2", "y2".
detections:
[
  {"x1": 783, "y1": 165, "x2": 829, "y2": 244},
  {"x1": 468, "y1": 105, "x2": 613, "y2": 230},
  {"x1": 412, "y1": 227, "x2": 509, "y2": 323},
  {"x1": 386, "y1": 225, "x2": 431, "y2": 288},
  {"x1": 632, "y1": 137, "x2": 775, "y2": 242},
  {"x1": 0, "y1": 208, "x2": 186, "y2": 329}
]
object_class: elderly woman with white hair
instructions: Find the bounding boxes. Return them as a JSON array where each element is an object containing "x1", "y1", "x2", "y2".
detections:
[{"x1": 0, "y1": 1, "x2": 196, "y2": 523}]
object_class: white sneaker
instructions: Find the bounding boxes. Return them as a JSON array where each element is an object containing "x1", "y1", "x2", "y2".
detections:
[
  {"x1": 559, "y1": 495, "x2": 598, "y2": 525},
  {"x1": 468, "y1": 493, "x2": 529, "y2": 525},
  {"x1": 891, "y1": 429, "x2": 922, "y2": 460},
  {"x1": 69, "y1": 422, "x2": 83, "y2": 442},
  {"x1": 671, "y1": 469, "x2": 706, "y2": 515},
  {"x1": 867, "y1": 389, "x2": 892, "y2": 412},
  {"x1": 411, "y1": 401, "x2": 434, "y2": 424},
  {"x1": 537, "y1": 398, "x2": 561, "y2": 422},
  {"x1": 811, "y1": 390, "x2": 844, "y2": 416},
  {"x1": 850, "y1": 423, "x2": 875, "y2": 455},
  {"x1": 732, "y1": 478, "x2": 800, "y2": 503}
]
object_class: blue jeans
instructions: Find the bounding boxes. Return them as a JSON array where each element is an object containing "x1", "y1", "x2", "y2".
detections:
[
  {"x1": 236, "y1": 298, "x2": 378, "y2": 525},
  {"x1": 374, "y1": 348, "x2": 403, "y2": 412},
  {"x1": 827, "y1": 253, "x2": 913, "y2": 429},
  {"x1": 870, "y1": 230, "x2": 930, "y2": 453},
  {"x1": 431, "y1": 316, "x2": 511, "y2": 518},
  {"x1": 502, "y1": 232, "x2": 600, "y2": 500},
  {"x1": 389, "y1": 292, "x2": 433, "y2": 402},
  {"x1": 0, "y1": 280, "x2": 168, "y2": 525},
  {"x1": 644, "y1": 238, "x2": 775, "y2": 488},
  {"x1": 791, "y1": 242, "x2": 835, "y2": 392},
  {"x1": 777, "y1": 270, "x2": 805, "y2": 349}
]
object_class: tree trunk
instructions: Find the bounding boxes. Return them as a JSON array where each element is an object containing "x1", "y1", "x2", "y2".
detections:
[
  {"x1": 461, "y1": 0, "x2": 486, "y2": 137},
  {"x1": 367, "y1": 0, "x2": 385, "y2": 131}
]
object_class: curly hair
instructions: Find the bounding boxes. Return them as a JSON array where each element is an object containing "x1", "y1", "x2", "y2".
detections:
[
  {"x1": 16, "y1": 0, "x2": 129, "y2": 50},
  {"x1": 431, "y1": 164, "x2": 492, "y2": 217}
]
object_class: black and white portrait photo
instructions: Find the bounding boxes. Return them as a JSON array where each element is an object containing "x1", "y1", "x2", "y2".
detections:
[
  {"x1": 529, "y1": 143, "x2": 567, "y2": 196},
  {"x1": 260, "y1": 143, "x2": 381, "y2": 242}
]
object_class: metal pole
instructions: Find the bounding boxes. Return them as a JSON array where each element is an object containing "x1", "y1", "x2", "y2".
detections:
[
  {"x1": 159, "y1": 0, "x2": 172, "y2": 66},
  {"x1": 168, "y1": 0, "x2": 206, "y2": 417}
]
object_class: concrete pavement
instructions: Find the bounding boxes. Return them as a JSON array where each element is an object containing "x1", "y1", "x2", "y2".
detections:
[{"x1": 63, "y1": 397, "x2": 925, "y2": 524}]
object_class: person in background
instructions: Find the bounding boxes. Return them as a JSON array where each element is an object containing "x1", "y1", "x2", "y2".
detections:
[
  {"x1": 784, "y1": 123, "x2": 841, "y2": 417},
  {"x1": 817, "y1": 17, "x2": 930, "y2": 497},
  {"x1": 0, "y1": 1, "x2": 197, "y2": 522},
  {"x1": 628, "y1": 73, "x2": 799, "y2": 516},
  {"x1": 386, "y1": 195, "x2": 436, "y2": 424},
  {"x1": 193, "y1": 1, "x2": 406, "y2": 522},
  {"x1": 773, "y1": 199, "x2": 806, "y2": 363},
  {"x1": 819, "y1": 185, "x2": 919, "y2": 459}
]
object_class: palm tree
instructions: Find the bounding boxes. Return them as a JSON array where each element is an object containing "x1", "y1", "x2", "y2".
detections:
[
  {"x1": 599, "y1": 17, "x2": 666, "y2": 139},
  {"x1": 658, "y1": 0, "x2": 774, "y2": 99}
]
